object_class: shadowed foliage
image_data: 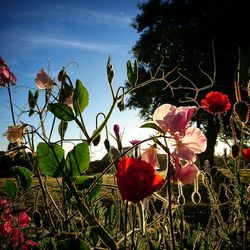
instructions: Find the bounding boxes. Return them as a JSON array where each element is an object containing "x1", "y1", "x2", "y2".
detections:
[{"x1": 126, "y1": 0, "x2": 250, "y2": 166}]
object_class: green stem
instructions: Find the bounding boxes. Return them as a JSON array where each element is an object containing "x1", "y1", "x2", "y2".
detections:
[
  {"x1": 7, "y1": 81, "x2": 16, "y2": 125},
  {"x1": 124, "y1": 200, "x2": 128, "y2": 250},
  {"x1": 131, "y1": 204, "x2": 136, "y2": 249},
  {"x1": 166, "y1": 156, "x2": 175, "y2": 250},
  {"x1": 36, "y1": 168, "x2": 57, "y2": 232},
  {"x1": 64, "y1": 176, "x2": 117, "y2": 249},
  {"x1": 88, "y1": 98, "x2": 116, "y2": 144}
]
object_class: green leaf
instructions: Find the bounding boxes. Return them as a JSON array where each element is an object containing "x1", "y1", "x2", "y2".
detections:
[
  {"x1": 28, "y1": 90, "x2": 34, "y2": 108},
  {"x1": 3, "y1": 179, "x2": 17, "y2": 198},
  {"x1": 37, "y1": 142, "x2": 65, "y2": 177},
  {"x1": 76, "y1": 174, "x2": 102, "y2": 201},
  {"x1": 41, "y1": 237, "x2": 57, "y2": 250},
  {"x1": 66, "y1": 142, "x2": 90, "y2": 177},
  {"x1": 140, "y1": 122, "x2": 165, "y2": 134},
  {"x1": 13, "y1": 166, "x2": 32, "y2": 191},
  {"x1": 28, "y1": 90, "x2": 39, "y2": 111},
  {"x1": 73, "y1": 79, "x2": 89, "y2": 116},
  {"x1": 126, "y1": 60, "x2": 138, "y2": 87},
  {"x1": 34, "y1": 90, "x2": 39, "y2": 100},
  {"x1": 48, "y1": 103, "x2": 75, "y2": 121},
  {"x1": 57, "y1": 238, "x2": 88, "y2": 250},
  {"x1": 58, "y1": 120, "x2": 68, "y2": 139},
  {"x1": 88, "y1": 176, "x2": 102, "y2": 201}
]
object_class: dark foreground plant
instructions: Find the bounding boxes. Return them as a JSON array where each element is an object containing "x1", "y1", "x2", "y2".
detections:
[{"x1": 0, "y1": 50, "x2": 249, "y2": 250}]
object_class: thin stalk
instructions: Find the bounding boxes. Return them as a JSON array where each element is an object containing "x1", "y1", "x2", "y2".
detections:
[
  {"x1": 166, "y1": 158, "x2": 175, "y2": 250},
  {"x1": 7, "y1": 81, "x2": 16, "y2": 125},
  {"x1": 64, "y1": 176, "x2": 117, "y2": 249},
  {"x1": 35, "y1": 168, "x2": 57, "y2": 231},
  {"x1": 88, "y1": 96, "x2": 117, "y2": 144},
  {"x1": 124, "y1": 200, "x2": 128, "y2": 250},
  {"x1": 131, "y1": 204, "x2": 137, "y2": 249}
]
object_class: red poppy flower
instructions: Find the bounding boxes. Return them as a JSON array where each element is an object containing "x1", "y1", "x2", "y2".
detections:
[
  {"x1": 116, "y1": 157, "x2": 164, "y2": 203},
  {"x1": 242, "y1": 147, "x2": 250, "y2": 161},
  {"x1": 201, "y1": 91, "x2": 231, "y2": 114}
]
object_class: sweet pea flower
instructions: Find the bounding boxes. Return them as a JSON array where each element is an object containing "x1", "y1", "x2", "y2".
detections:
[
  {"x1": 3, "y1": 125, "x2": 28, "y2": 144},
  {"x1": 0, "y1": 58, "x2": 17, "y2": 87},
  {"x1": 18, "y1": 212, "x2": 30, "y2": 228},
  {"x1": 11, "y1": 228, "x2": 25, "y2": 247},
  {"x1": 23, "y1": 240, "x2": 39, "y2": 250},
  {"x1": 170, "y1": 127, "x2": 207, "y2": 162},
  {"x1": 153, "y1": 104, "x2": 197, "y2": 136},
  {"x1": 174, "y1": 157, "x2": 200, "y2": 185},
  {"x1": 113, "y1": 124, "x2": 120, "y2": 139},
  {"x1": 0, "y1": 221, "x2": 12, "y2": 237},
  {"x1": 116, "y1": 156, "x2": 164, "y2": 203},
  {"x1": 35, "y1": 68, "x2": 54, "y2": 90},
  {"x1": 201, "y1": 91, "x2": 231, "y2": 114},
  {"x1": 141, "y1": 144, "x2": 160, "y2": 169},
  {"x1": 130, "y1": 140, "x2": 141, "y2": 146}
]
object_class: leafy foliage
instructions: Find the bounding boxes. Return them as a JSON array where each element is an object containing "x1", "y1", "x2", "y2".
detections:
[{"x1": 126, "y1": 0, "x2": 250, "y2": 165}]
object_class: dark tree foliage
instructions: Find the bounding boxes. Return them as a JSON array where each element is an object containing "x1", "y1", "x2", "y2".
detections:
[{"x1": 126, "y1": 0, "x2": 250, "y2": 166}]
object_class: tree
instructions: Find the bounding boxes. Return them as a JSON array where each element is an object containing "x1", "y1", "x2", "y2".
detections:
[{"x1": 126, "y1": 0, "x2": 250, "y2": 166}]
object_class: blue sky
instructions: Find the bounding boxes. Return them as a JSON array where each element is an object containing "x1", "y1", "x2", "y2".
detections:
[{"x1": 0, "y1": 0, "x2": 154, "y2": 159}]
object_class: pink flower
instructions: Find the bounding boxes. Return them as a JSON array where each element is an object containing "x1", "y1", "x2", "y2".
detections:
[
  {"x1": 153, "y1": 104, "x2": 197, "y2": 136},
  {"x1": 130, "y1": 140, "x2": 141, "y2": 145},
  {"x1": 174, "y1": 157, "x2": 200, "y2": 185},
  {"x1": 0, "y1": 58, "x2": 17, "y2": 87},
  {"x1": 35, "y1": 68, "x2": 54, "y2": 90},
  {"x1": 18, "y1": 212, "x2": 30, "y2": 228},
  {"x1": 11, "y1": 228, "x2": 25, "y2": 247},
  {"x1": 22, "y1": 239, "x2": 39, "y2": 249},
  {"x1": 113, "y1": 124, "x2": 120, "y2": 139},
  {"x1": 141, "y1": 144, "x2": 160, "y2": 169},
  {"x1": 0, "y1": 221, "x2": 12, "y2": 236},
  {"x1": 170, "y1": 127, "x2": 207, "y2": 162},
  {"x1": 0, "y1": 198, "x2": 8, "y2": 208},
  {"x1": 3, "y1": 207, "x2": 13, "y2": 221}
]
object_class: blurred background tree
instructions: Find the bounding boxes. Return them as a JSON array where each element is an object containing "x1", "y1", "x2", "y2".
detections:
[{"x1": 126, "y1": 0, "x2": 250, "y2": 166}]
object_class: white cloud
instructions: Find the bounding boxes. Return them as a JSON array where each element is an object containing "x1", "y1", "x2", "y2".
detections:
[
  {"x1": 1, "y1": 28, "x2": 130, "y2": 55},
  {"x1": 30, "y1": 36, "x2": 129, "y2": 53},
  {"x1": 2, "y1": 4, "x2": 132, "y2": 29}
]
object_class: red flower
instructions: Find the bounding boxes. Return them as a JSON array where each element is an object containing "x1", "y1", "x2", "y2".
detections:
[
  {"x1": 242, "y1": 147, "x2": 250, "y2": 161},
  {"x1": 201, "y1": 91, "x2": 231, "y2": 114},
  {"x1": 116, "y1": 157, "x2": 164, "y2": 203}
]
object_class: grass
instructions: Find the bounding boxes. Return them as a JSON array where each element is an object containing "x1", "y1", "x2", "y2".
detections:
[{"x1": 0, "y1": 168, "x2": 249, "y2": 229}]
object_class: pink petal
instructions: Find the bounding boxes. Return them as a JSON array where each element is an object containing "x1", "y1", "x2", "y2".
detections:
[
  {"x1": 153, "y1": 104, "x2": 197, "y2": 135},
  {"x1": 181, "y1": 127, "x2": 207, "y2": 154},
  {"x1": 176, "y1": 162, "x2": 200, "y2": 185},
  {"x1": 172, "y1": 144, "x2": 196, "y2": 162},
  {"x1": 141, "y1": 145, "x2": 160, "y2": 169},
  {"x1": 153, "y1": 104, "x2": 176, "y2": 133}
]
